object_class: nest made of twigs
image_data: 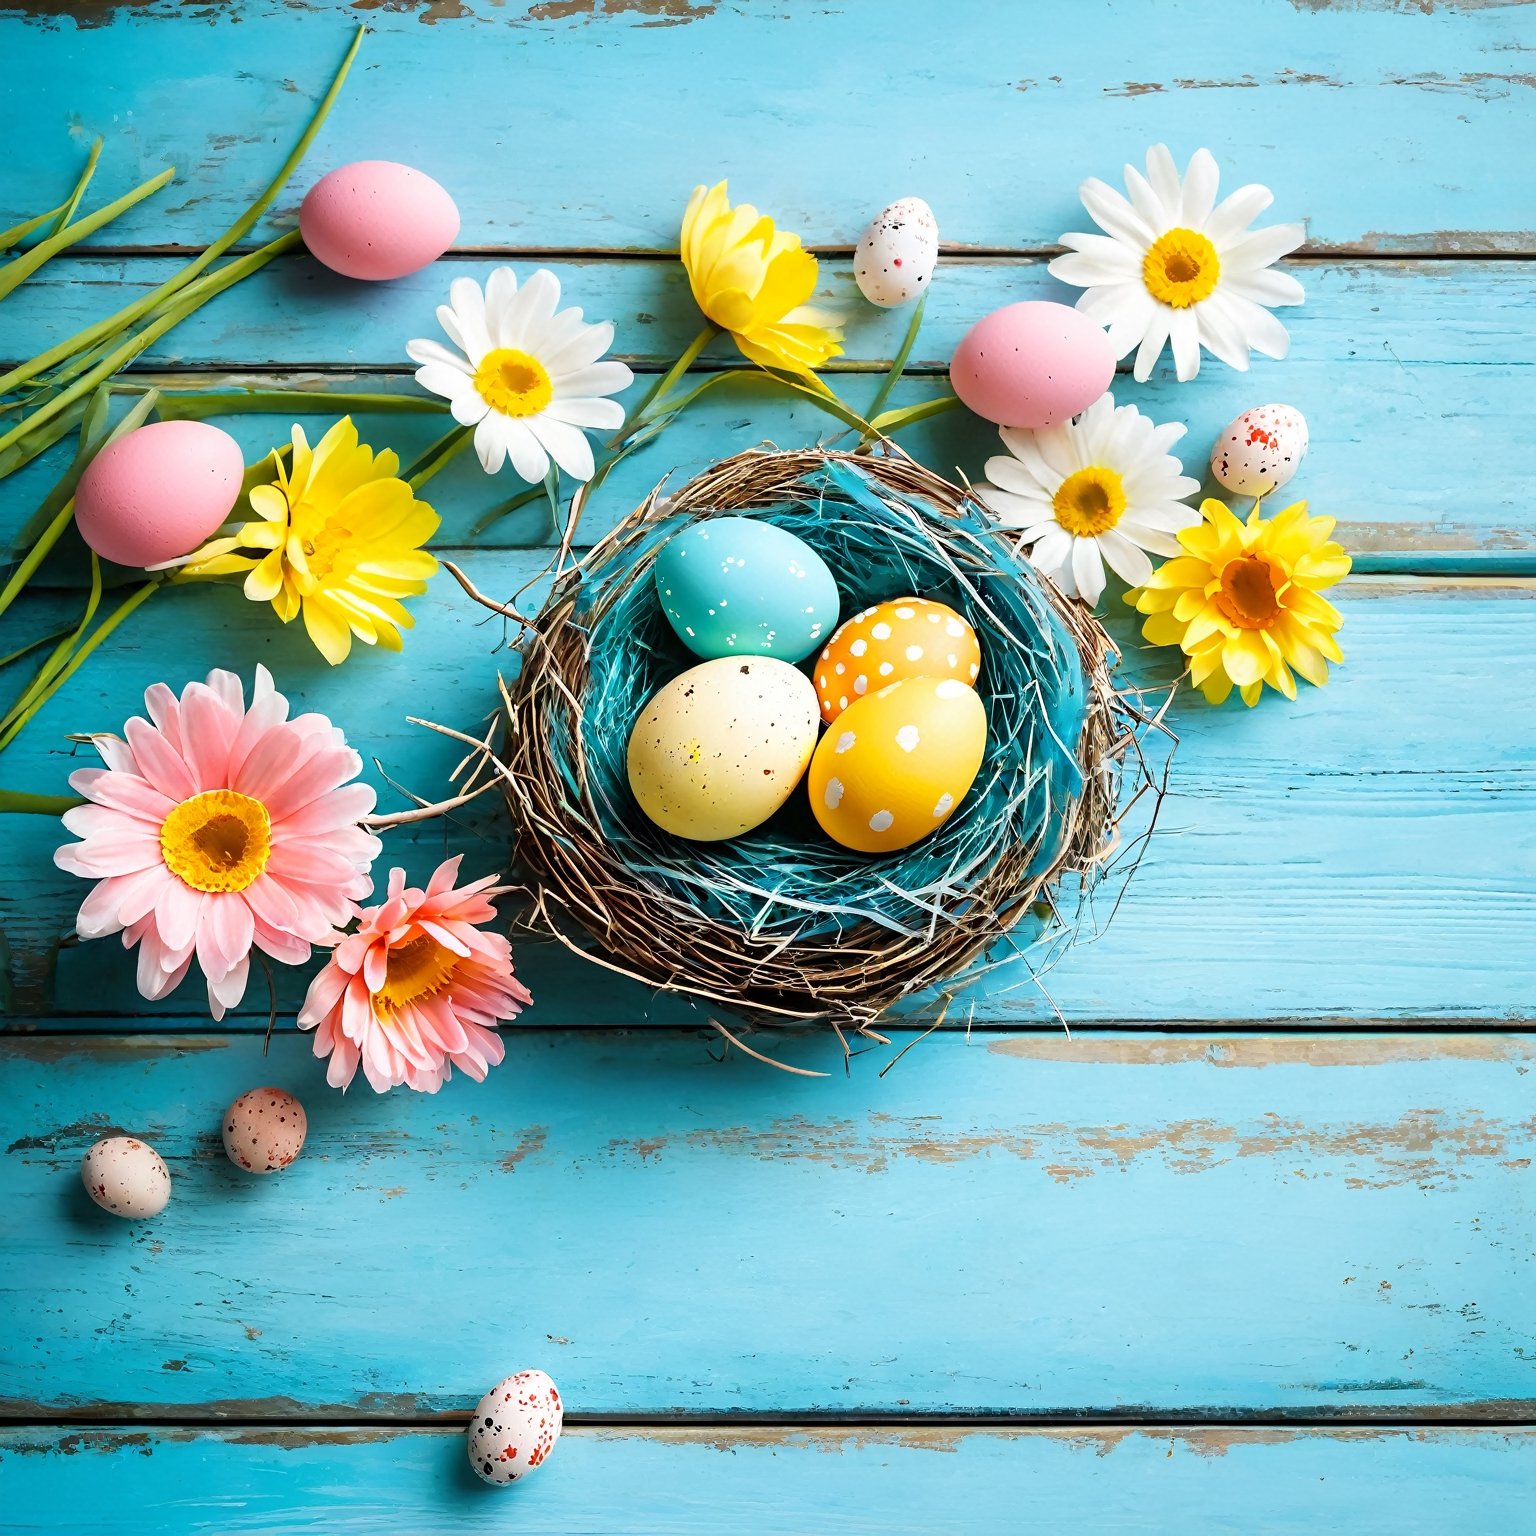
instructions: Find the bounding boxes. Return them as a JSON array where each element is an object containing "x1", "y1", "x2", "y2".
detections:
[{"x1": 487, "y1": 444, "x2": 1158, "y2": 1031}]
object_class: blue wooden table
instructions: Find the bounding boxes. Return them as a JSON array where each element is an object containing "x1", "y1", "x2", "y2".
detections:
[{"x1": 2, "y1": 2, "x2": 1535, "y2": 1530}]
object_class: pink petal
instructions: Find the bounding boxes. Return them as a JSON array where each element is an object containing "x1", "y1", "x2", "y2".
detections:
[{"x1": 123, "y1": 717, "x2": 198, "y2": 801}]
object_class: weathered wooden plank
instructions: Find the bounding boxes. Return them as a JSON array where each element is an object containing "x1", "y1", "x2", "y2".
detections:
[
  {"x1": 4, "y1": 1425, "x2": 1535, "y2": 1535},
  {"x1": 2, "y1": 574, "x2": 1532, "y2": 1024},
  {"x1": 5, "y1": 257, "x2": 1530, "y2": 560},
  {"x1": 2, "y1": 1030, "x2": 1533, "y2": 1417},
  {"x1": 4, "y1": 0, "x2": 1534, "y2": 252}
]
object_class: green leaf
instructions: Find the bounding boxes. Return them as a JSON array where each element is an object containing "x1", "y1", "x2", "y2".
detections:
[
  {"x1": 50, "y1": 137, "x2": 104, "y2": 238},
  {"x1": 0, "y1": 790, "x2": 83, "y2": 816},
  {"x1": 864, "y1": 291, "x2": 927, "y2": 427},
  {"x1": 869, "y1": 393, "x2": 961, "y2": 435},
  {"x1": 152, "y1": 388, "x2": 448, "y2": 422}
]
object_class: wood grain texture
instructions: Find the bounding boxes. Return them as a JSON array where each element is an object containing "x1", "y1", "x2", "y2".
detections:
[
  {"x1": 2, "y1": 1030, "x2": 1534, "y2": 1419},
  {"x1": 6, "y1": 258, "x2": 1532, "y2": 560},
  {"x1": 3, "y1": 0, "x2": 1534, "y2": 252},
  {"x1": 5, "y1": 1425, "x2": 1536, "y2": 1535},
  {"x1": 3, "y1": 576, "x2": 1532, "y2": 1024}
]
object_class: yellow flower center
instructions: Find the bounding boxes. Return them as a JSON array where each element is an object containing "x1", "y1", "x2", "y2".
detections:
[
  {"x1": 376, "y1": 933, "x2": 458, "y2": 1012},
  {"x1": 473, "y1": 348, "x2": 554, "y2": 419},
  {"x1": 1142, "y1": 227, "x2": 1221, "y2": 308},
  {"x1": 298, "y1": 519, "x2": 354, "y2": 581},
  {"x1": 1052, "y1": 465, "x2": 1127, "y2": 538},
  {"x1": 1215, "y1": 554, "x2": 1287, "y2": 630},
  {"x1": 160, "y1": 790, "x2": 272, "y2": 894}
]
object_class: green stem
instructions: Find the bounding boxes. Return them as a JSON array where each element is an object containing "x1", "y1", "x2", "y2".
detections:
[
  {"x1": 0, "y1": 25, "x2": 364, "y2": 398},
  {"x1": 1, "y1": 554, "x2": 103, "y2": 733},
  {"x1": 0, "y1": 579, "x2": 160, "y2": 754},
  {"x1": 869, "y1": 393, "x2": 961, "y2": 435},
  {"x1": 0, "y1": 165, "x2": 175, "y2": 304},
  {"x1": 50, "y1": 137, "x2": 104, "y2": 238},
  {"x1": 625, "y1": 324, "x2": 719, "y2": 428},
  {"x1": 153, "y1": 388, "x2": 448, "y2": 422},
  {"x1": 0, "y1": 790, "x2": 84, "y2": 815},
  {"x1": 407, "y1": 424, "x2": 474, "y2": 490},
  {"x1": 0, "y1": 625, "x2": 76, "y2": 670},
  {"x1": 864, "y1": 292, "x2": 927, "y2": 428},
  {"x1": 0, "y1": 231, "x2": 301, "y2": 480},
  {"x1": 0, "y1": 204, "x2": 69, "y2": 253},
  {"x1": 0, "y1": 500, "x2": 75, "y2": 621}
]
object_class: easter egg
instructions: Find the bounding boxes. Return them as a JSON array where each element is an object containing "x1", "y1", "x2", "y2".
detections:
[
  {"x1": 854, "y1": 196, "x2": 939, "y2": 308},
  {"x1": 950, "y1": 301, "x2": 1115, "y2": 429},
  {"x1": 1210, "y1": 404, "x2": 1310, "y2": 498},
  {"x1": 808, "y1": 677, "x2": 987, "y2": 854},
  {"x1": 222, "y1": 1087, "x2": 307, "y2": 1175},
  {"x1": 80, "y1": 1136, "x2": 171, "y2": 1219},
  {"x1": 654, "y1": 516, "x2": 840, "y2": 664},
  {"x1": 74, "y1": 420, "x2": 244, "y2": 568},
  {"x1": 300, "y1": 161, "x2": 460, "y2": 281},
  {"x1": 815, "y1": 597, "x2": 981, "y2": 723},
  {"x1": 628, "y1": 657, "x2": 820, "y2": 841},
  {"x1": 467, "y1": 1369, "x2": 563, "y2": 1486}
]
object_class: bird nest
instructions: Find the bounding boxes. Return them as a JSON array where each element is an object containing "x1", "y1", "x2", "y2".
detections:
[{"x1": 478, "y1": 445, "x2": 1159, "y2": 1035}]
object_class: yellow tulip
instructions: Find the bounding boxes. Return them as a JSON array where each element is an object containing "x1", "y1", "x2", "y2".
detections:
[{"x1": 680, "y1": 180, "x2": 842, "y2": 378}]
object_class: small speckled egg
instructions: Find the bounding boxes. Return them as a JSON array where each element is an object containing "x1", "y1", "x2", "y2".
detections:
[
  {"x1": 855, "y1": 197, "x2": 939, "y2": 308},
  {"x1": 300, "y1": 161, "x2": 460, "y2": 281},
  {"x1": 1210, "y1": 404, "x2": 1310, "y2": 498},
  {"x1": 815, "y1": 597, "x2": 981, "y2": 723},
  {"x1": 654, "y1": 516, "x2": 840, "y2": 664},
  {"x1": 223, "y1": 1087, "x2": 307, "y2": 1176},
  {"x1": 628, "y1": 657, "x2": 821, "y2": 841},
  {"x1": 80, "y1": 1136, "x2": 171, "y2": 1219},
  {"x1": 467, "y1": 1369, "x2": 563, "y2": 1486},
  {"x1": 808, "y1": 676, "x2": 987, "y2": 853},
  {"x1": 75, "y1": 420, "x2": 244, "y2": 569},
  {"x1": 950, "y1": 301, "x2": 1115, "y2": 429}
]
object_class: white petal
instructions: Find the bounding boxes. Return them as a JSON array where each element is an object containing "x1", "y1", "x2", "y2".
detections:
[
  {"x1": 474, "y1": 414, "x2": 507, "y2": 474},
  {"x1": 1143, "y1": 145, "x2": 1184, "y2": 227},
  {"x1": 977, "y1": 485, "x2": 1048, "y2": 525},
  {"x1": 1079, "y1": 177, "x2": 1155, "y2": 248},
  {"x1": 1204, "y1": 183, "x2": 1275, "y2": 247},
  {"x1": 1097, "y1": 527, "x2": 1154, "y2": 587},
  {"x1": 450, "y1": 390, "x2": 490, "y2": 426},
  {"x1": 1087, "y1": 284, "x2": 1155, "y2": 361},
  {"x1": 1123, "y1": 163, "x2": 1172, "y2": 232},
  {"x1": 999, "y1": 428, "x2": 1066, "y2": 493},
  {"x1": 984, "y1": 454, "x2": 1050, "y2": 498},
  {"x1": 502, "y1": 268, "x2": 561, "y2": 350},
  {"x1": 526, "y1": 414, "x2": 595, "y2": 482},
  {"x1": 1225, "y1": 267, "x2": 1306, "y2": 307},
  {"x1": 1181, "y1": 148, "x2": 1221, "y2": 229},
  {"x1": 1049, "y1": 252, "x2": 1134, "y2": 287},
  {"x1": 1193, "y1": 291, "x2": 1253, "y2": 371},
  {"x1": 552, "y1": 360, "x2": 633, "y2": 399},
  {"x1": 1221, "y1": 292, "x2": 1293, "y2": 360},
  {"x1": 1031, "y1": 527, "x2": 1073, "y2": 584},
  {"x1": 1170, "y1": 308, "x2": 1201, "y2": 382},
  {"x1": 406, "y1": 337, "x2": 471, "y2": 374},
  {"x1": 543, "y1": 394, "x2": 626, "y2": 430},
  {"x1": 542, "y1": 317, "x2": 616, "y2": 376},
  {"x1": 414, "y1": 362, "x2": 475, "y2": 402},
  {"x1": 1033, "y1": 422, "x2": 1082, "y2": 479},
  {"x1": 1071, "y1": 538, "x2": 1107, "y2": 605},
  {"x1": 1221, "y1": 222, "x2": 1307, "y2": 273},
  {"x1": 1117, "y1": 517, "x2": 1185, "y2": 558},
  {"x1": 1054, "y1": 232, "x2": 1142, "y2": 272},
  {"x1": 500, "y1": 418, "x2": 550, "y2": 484},
  {"x1": 1133, "y1": 309, "x2": 1171, "y2": 382},
  {"x1": 484, "y1": 265, "x2": 521, "y2": 348},
  {"x1": 1122, "y1": 500, "x2": 1201, "y2": 533},
  {"x1": 448, "y1": 278, "x2": 492, "y2": 363}
]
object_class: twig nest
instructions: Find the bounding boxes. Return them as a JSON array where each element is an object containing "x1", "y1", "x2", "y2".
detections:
[{"x1": 495, "y1": 446, "x2": 1151, "y2": 1031}]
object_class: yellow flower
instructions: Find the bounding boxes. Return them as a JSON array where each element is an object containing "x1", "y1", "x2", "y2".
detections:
[
  {"x1": 680, "y1": 180, "x2": 843, "y2": 377},
  {"x1": 1129, "y1": 498, "x2": 1350, "y2": 707},
  {"x1": 183, "y1": 417, "x2": 439, "y2": 666}
]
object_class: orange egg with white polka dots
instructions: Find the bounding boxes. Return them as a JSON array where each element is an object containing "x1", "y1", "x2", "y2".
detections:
[{"x1": 813, "y1": 597, "x2": 981, "y2": 723}]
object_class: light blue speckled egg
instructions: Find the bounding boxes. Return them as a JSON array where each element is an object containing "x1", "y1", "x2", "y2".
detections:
[{"x1": 654, "y1": 516, "x2": 840, "y2": 664}]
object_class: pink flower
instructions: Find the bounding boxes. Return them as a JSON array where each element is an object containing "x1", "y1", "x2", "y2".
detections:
[
  {"x1": 298, "y1": 855, "x2": 532, "y2": 1094},
  {"x1": 55, "y1": 665, "x2": 379, "y2": 1019}
]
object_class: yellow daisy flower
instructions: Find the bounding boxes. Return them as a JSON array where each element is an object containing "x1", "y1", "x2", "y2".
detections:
[
  {"x1": 680, "y1": 180, "x2": 843, "y2": 378},
  {"x1": 1129, "y1": 498, "x2": 1350, "y2": 707},
  {"x1": 183, "y1": 417, "x2": 439, "y2": 666}
]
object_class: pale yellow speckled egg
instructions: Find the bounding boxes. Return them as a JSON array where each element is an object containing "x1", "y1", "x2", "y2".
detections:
[
  {"x1": 627, "y1": 657, "x2": 821, "y2": 841},
  {"x1": 814, "y1": 597, "x2": 981, "y2": 723},
  {"x1": 808, "y1": 676, "x2": 987, "y2": 853}
]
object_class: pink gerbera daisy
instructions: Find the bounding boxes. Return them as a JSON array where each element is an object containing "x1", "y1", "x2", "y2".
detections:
[
  {"x1": 298, "y1": 855, "x2": 532, "y2": 1094},
  {"x1": 54, "y1": 665, "x2": 379, "y2": 1019}
]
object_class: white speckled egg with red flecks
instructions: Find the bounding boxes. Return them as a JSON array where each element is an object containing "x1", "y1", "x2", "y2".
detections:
[
  {"x1": 467, "y1": 1369, "x2": 564, "y2": 1485},
  {"x1": 815, "y1": 597, "x2": 981, "y2": 723},
  {"x1": 80, "y1": 1135, "x2": 171, "y2": 1219},
  {"x1": 1210, "y1": 404, "x2": 1309, "y2": 498},
  {"x1": 855, "y1": 197, "x2": 939, "y2": 307},
  {"x1": 222, "y1": 1087, "x2": 307, "y2": 1175}
]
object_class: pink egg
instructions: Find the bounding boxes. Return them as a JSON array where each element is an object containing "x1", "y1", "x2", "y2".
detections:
[
  {"x1": 950, "y1": 301, "x2": 1115, "y2": 429},
  {"x1": 300, "y1": 161, "x2": 460, "y2": 281},
  {"x1": 75, "y1": 420, "x2": 244, "y2": 568}
]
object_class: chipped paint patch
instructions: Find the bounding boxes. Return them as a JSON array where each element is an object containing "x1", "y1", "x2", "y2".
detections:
[
  {"x1": 985, "y1": 1036, "x2": 1536, "y2": 1067},
  {"x1": 0, "y1": 1036, "x2": 228, "y2": 1063},
  {"x1": 498, "y1": 1125, "x2": 549, "y2": 1172},
  {"x1": 527, "y1": 0, "x2": 716, "y2": 23}
]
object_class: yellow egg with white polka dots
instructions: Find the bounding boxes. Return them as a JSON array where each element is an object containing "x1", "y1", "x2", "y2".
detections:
[
  {"x1": 813, "y1": 597, "x2": 981, "y2": 723},
  {"x1": 808, "y1": 676, "x2": 987, "y2": 853}
]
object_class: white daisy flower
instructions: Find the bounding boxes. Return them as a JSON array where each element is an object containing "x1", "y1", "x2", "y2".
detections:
[
  {"x1": 407, "y1": 267, "x2": 634, "y2": 482},
  {"x1": 1048, "y1": 144, "x2": 1306, "y2": 383},
  {"x1": 975, "y1": 391, "x2": 1201, "y2": 607}
]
